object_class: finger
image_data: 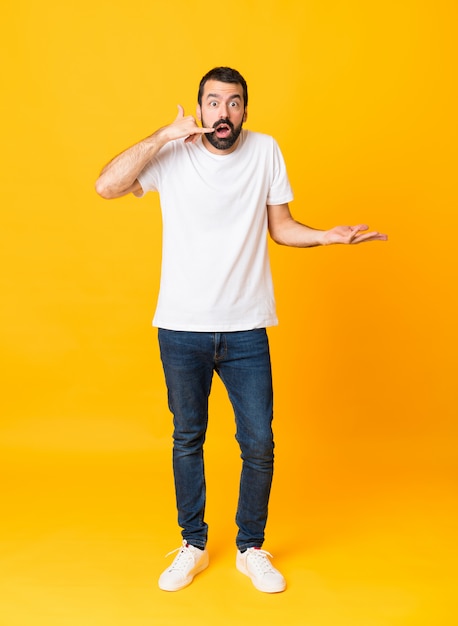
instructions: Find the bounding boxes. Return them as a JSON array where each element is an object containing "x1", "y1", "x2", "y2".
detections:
[
  {"x1": 188, "y1": 127, "x2": 215, "y2": 135},
  {"x1": 350, "y1": 224, "x2": 369, "y2": 235},
  {"x1": 184, "y1": 128, "x2": 214, "y2": 143},
  {"x1": 189, "y1": 126, "x2": 215, "y2": 134},
  {"x1": 366, "y1": 233, "x2": 388, "y2": 241},
  {"x1": 346, "y1": 224, "x2": 368, "y2": 243},
  {"x1": 184, "y1": 133, "x2": 200, "y2": 144},
  {"x1": 175, "y1": 104, "x2": 184, "y2": 119},
  {"x1": 351, "y1": 232, "x2": 388, "y2": 244}
]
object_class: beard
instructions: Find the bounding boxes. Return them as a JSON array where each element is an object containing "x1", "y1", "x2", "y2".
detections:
[{"x1": 202, "y1": 116, "x2": 244, "y2": 151}]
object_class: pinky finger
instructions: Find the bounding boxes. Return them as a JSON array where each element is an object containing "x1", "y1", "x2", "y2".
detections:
[{"x1": 184, "y1": 133, "x2": 200, "y2": 144}]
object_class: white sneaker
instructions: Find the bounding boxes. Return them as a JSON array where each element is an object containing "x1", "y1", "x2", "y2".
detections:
[
  {"x1": 236, "y1": 547, "x2": 286, "y2": 593},
  {"x1": 158, "y1": 540, "x2": 209, "y2": 591}
]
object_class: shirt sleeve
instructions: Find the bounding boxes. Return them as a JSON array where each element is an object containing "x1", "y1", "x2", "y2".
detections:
[
  {"x1": 136, "y1": 158, "x2": 160, "y2": 196},
  {"x1": 136, "y1": 140, "x2": 177, "y2": 195},
  {"x1": 266, "y1": 138, "x2": 294, "y2": 206}
]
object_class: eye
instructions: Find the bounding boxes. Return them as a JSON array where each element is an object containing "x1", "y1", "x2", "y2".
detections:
[
  {"x1": 229, "y1": 101, "x2": 239, "y2": 108},
  {"x1": 209, "y1": 101, "x2": 218, "y2": 107}
]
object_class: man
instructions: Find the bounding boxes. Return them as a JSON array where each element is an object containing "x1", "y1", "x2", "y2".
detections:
[{"x1": 95, "y1": 66, "x2": 387, "y2": 594}]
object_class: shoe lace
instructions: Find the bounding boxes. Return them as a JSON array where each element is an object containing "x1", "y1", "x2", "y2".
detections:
[
  {"x1": 164, "y1": 541, "x2": 194, "y2": 572},
  {"x1": 248, "y1": 549, "x2": 276, "y2": 575}
]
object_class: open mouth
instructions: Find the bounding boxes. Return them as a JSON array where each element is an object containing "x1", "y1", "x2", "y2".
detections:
[{"x1": 215, "y1": 122, "x2": 232, "y2": 138}]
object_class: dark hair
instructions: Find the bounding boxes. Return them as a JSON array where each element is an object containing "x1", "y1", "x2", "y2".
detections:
[{"x1": 197, "y1": 67, "x2": 248, "y2": 108}]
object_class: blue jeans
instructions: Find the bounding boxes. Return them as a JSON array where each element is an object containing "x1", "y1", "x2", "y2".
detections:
[{"x1": 158, "y1": 328, "x2": 274, "y2": 551}]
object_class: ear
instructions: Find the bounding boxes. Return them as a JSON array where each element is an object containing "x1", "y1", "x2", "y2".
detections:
[
  {"x1": 196, "y1": 104, "x2": 202, "y2": 123},
  {"x1": 243, "y1": 108, "x2": 248, "y2": 123}
]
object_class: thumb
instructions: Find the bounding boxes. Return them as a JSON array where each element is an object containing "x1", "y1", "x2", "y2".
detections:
[
  {"x1": 352, "y1": 224, "x2": 369, "y2": 233},
  {"x1": 175, "y1": 104, "x2": 184, "y2": 119}
]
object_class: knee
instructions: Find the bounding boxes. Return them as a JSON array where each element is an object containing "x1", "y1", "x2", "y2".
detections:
[
  {"x1": 173, "y1": 427, "x2": 206, "y2": 455},
  {"x1": 238, "y1": 432, "x2": 274, "y2": 465}
]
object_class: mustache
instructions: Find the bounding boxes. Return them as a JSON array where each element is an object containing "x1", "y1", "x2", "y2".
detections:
[{"x1": 213, "y1": 118, "x2": 235, "y2": 131}]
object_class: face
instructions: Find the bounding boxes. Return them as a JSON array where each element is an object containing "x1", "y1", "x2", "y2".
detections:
[{"x1": 197, "y1": 80, "x2": 247, "y2": 154}]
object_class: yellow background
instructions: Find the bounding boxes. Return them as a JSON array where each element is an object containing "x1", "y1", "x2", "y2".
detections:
[{"x1": 1, "y1": 1, "x2": 457, "y2": 624}]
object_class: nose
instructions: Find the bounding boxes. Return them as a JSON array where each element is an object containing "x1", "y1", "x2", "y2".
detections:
[{"x1": 219, "y1": 103, "x2": 229, "y2": 117}]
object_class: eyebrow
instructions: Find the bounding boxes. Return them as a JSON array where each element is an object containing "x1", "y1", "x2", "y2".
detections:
[{"x1": 206, "y1": 93, "x2": 242, "y2": 101}]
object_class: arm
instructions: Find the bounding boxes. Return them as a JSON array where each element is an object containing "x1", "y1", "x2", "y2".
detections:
[
  {"x1": 95, "y1": 106, "x2": 214, "y2": 199},
  {"x1": 267, "y1": 203, "x2": 388, "y2": 247}
]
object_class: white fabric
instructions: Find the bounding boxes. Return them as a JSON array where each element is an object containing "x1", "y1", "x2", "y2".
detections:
[{"x1": 137, "y1": 129, "x2": 294, "y2": 331}]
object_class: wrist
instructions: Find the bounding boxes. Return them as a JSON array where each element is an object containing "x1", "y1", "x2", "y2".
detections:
[
  {"x1": 315, "y1": 230, "x2": 328, "y2": 246},
  {"x1": 149, "y1": 127, "x2": 170, "y2": 150}
]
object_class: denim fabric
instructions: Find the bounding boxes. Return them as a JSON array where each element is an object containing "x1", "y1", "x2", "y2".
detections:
[{"x1": 158, "y1": 328, "x2": 274, "y2": 551}]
